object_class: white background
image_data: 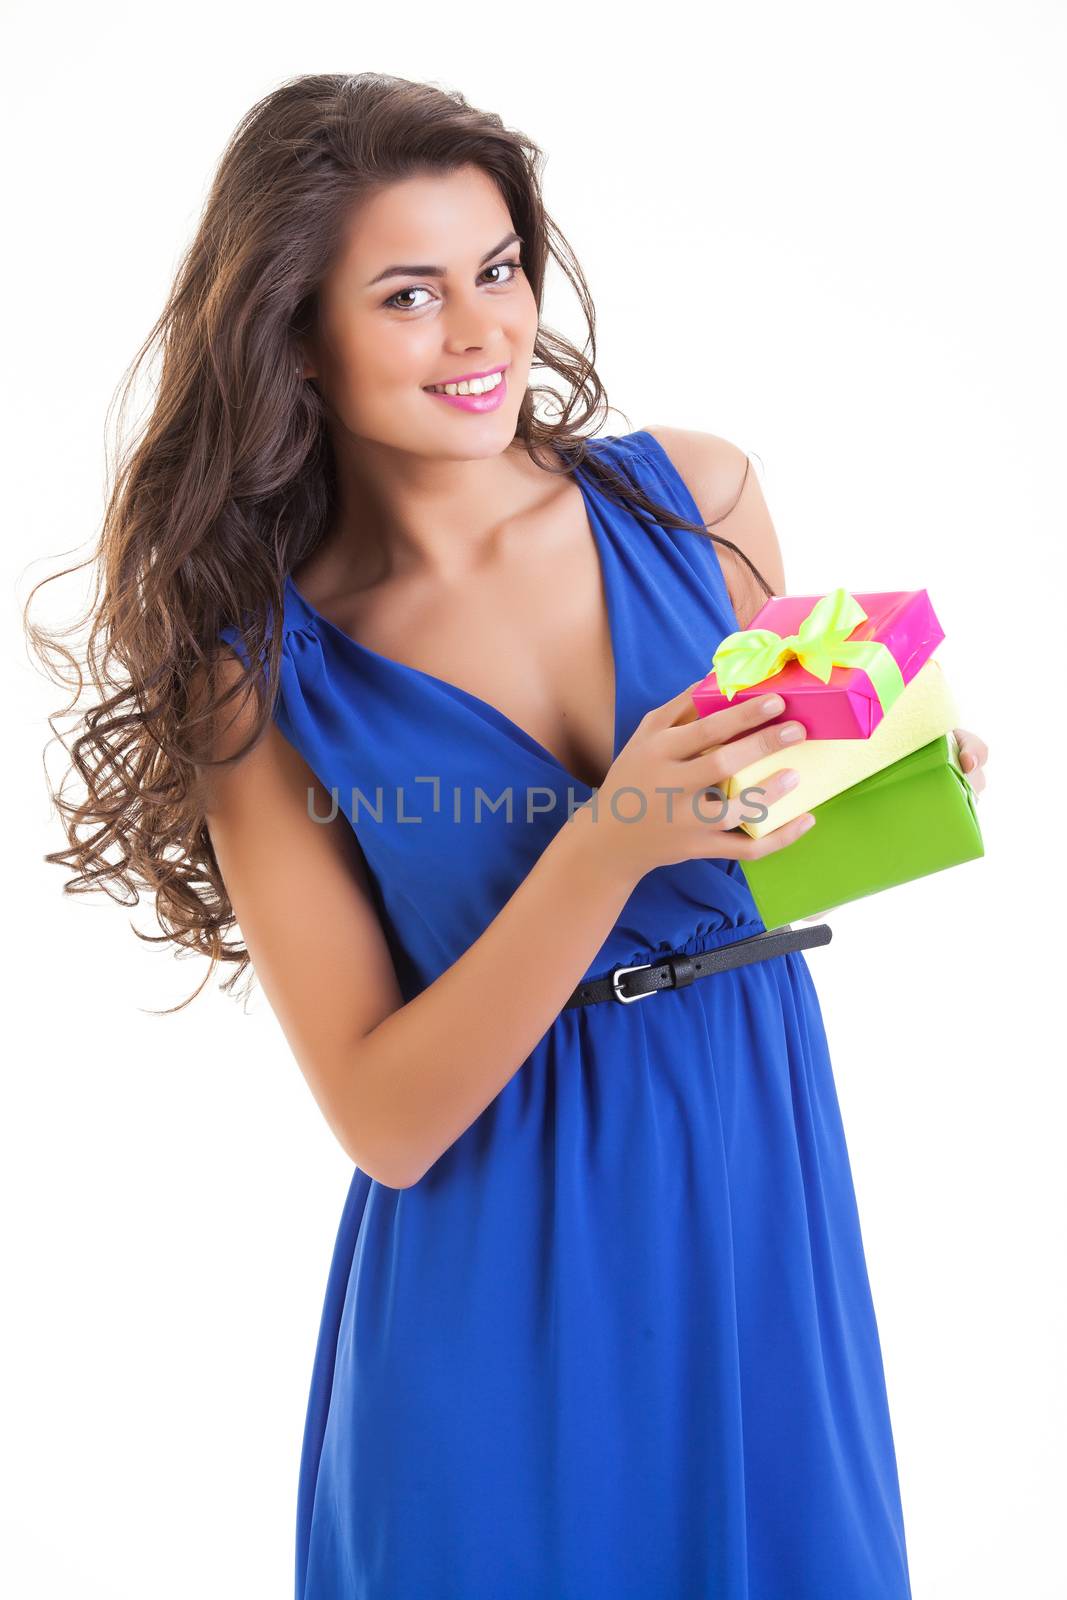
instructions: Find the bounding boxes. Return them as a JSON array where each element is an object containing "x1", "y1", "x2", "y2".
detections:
[{"x1": 5, "y1": 2, "x2": 1065, "y2": 1595}]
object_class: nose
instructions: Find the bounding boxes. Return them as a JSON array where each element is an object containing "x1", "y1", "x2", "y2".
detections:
[
  {"x1": 444, "y1": 327, "x2": 492, "y2": 354},
  {"x1": 442, "y1": 294, "x2": 501, "y2": 352}
]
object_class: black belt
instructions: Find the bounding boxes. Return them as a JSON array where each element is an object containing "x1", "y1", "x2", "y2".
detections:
[{"x1": 563, "y1": 922, "x2": 832, "y2": 1008}]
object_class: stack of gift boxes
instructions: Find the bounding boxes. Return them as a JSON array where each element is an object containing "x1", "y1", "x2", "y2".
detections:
[{"x1": 690, "y1": 587, "x2": 984, "y2": 929}]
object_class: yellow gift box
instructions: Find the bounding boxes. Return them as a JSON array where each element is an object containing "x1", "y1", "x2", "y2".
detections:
[{"x1": 727, "y1": 657, "x2": 960, "y2": 839}]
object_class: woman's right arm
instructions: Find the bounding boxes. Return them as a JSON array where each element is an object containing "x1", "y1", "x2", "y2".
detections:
[{"x1": 202, "y1": 657, "x2": 810, "y2": 1189}]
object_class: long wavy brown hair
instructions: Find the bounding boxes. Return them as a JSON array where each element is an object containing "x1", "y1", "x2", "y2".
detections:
[{"x1": 28, "y1": 70, "x2": 775, "y2": 1013}]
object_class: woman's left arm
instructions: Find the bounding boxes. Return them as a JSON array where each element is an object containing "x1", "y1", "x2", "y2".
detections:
[{"x1": 645, "y1": 424, "x2": 990, "y2": 803}]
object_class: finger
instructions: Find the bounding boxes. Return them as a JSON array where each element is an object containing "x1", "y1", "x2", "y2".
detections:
[
  {"x1": 682, "y1": 716, "x2": 806, "y2": 794},
  {"x1": 671, "y1": 680, "x2": 707, "y2": 727},
  {"x1": 686, "y1": 769, "x2": 800, "y2": 836},
  {"x1": 669, "y1": 690, "x2": 791, "y2": 754},
  {"x1": 955, "y1": 729, "x2": 988, "y2": 770},
  {"x1": 701, "y1": 809, "x2": 817, "y2": 861}
]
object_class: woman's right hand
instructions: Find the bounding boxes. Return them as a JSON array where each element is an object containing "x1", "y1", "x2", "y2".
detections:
[{"x1": 583, "y1": 679, "x2": 815, "y2": 882}]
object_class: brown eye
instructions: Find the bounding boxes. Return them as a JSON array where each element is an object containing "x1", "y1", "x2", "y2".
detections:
[
  {"x1": 384, "y1": 286, "x2": 432, "y2": 312},
  {"x1": 383, "y1": 260, "x2": 523, "y2": 312},
  {"x1": 481, "y1": 260, "x2": 523, "y2": 286}
]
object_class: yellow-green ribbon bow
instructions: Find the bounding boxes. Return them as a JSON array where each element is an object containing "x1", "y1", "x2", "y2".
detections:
[{"x1": 711, "y1": 587, "x2": 906, "y2": 714}]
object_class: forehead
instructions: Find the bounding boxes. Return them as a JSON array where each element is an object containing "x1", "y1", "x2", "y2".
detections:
[{"x1": 334, "y1": 166, "x2": 514, "y2": 270}]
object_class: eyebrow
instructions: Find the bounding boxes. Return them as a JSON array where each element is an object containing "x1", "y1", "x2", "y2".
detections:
[{"x1": 365, "y1": 231, "x2": 523, "y2": 288}]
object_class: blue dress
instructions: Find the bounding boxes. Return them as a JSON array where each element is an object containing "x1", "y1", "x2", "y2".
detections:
[{"x1": 225, "y1": 429, "x2": 913, "y2": 1598}]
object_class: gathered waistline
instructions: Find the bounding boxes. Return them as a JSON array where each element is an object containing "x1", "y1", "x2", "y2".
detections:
[
  {"x1": 585, "y1": 920, "x2": 769, "y2": 989},
  {"x1": 564, "y1": 920, "x2": 830, "y2": 1010}
]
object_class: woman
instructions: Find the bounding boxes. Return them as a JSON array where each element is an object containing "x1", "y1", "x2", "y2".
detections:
[{"x1": 35, "y1": 71, "x2": 988, "y2": 1598}]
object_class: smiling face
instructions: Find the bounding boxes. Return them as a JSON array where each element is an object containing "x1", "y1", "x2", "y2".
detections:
[{"x1": 300, "y1": 165, "x2": 539, "y2": 461}]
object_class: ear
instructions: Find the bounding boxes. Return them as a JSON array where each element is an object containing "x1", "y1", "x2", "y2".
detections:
[{"x1": 295, "y1": 337, "x2": 318, "y2": 382}]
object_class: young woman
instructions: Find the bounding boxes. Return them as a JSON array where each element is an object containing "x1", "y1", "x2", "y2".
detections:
[{"x1": 36, "y1": 71, "x2": 988, "y2": 1599}]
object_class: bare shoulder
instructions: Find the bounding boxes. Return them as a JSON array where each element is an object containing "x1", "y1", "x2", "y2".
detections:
[
  {"x1": 186, "y1": 642, "x2": 272, "y2": 811},
  {"x1": 640, "y1": 425, "x2": 750, "y2": 520},
  {"x1": 641, "y1": 424, "x2": 787, "y2": 626}
]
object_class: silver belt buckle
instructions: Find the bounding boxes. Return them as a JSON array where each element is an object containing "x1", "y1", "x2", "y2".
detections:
[{"x1": 611, "y1": 960, "x2": 655, "y2": 1003}]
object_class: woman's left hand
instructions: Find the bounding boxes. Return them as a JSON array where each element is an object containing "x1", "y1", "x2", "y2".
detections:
[{"x1": 954, "y1": 727, "x2": 988, "y2": 797}]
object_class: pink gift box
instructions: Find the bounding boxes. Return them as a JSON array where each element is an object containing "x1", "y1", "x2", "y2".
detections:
[{"x1": 692, "y1": 589, "x2": 945, "y2": 740}]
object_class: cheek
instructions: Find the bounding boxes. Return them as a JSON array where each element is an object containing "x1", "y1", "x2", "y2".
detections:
[
  {"x1": 346, "y1": 319, "x2": 432, "y2": 381},
  {"x1": 511, "y1": 285, "x2": 539, "y2": 343},
  {"x1": 328, "y1": 322, "x2": 440, "y2": 417}
]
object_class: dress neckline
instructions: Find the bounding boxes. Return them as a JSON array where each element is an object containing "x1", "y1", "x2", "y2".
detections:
[{"x1": 283, "y1": 454, "x2": 624, "y2": 794}]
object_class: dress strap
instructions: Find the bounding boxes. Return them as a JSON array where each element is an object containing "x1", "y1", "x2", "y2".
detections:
[{"x1": 620, "y1": 428, "x2": 744, "y2": 631}]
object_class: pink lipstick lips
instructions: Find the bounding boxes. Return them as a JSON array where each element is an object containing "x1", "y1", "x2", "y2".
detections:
[{"x1": 423, "y1": 367, "x2": 509, "y2": 413}]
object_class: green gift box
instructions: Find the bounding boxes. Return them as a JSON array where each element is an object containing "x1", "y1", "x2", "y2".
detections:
[{"x1": 740, "y1": 729, "x2": 984, "y2": 928}]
